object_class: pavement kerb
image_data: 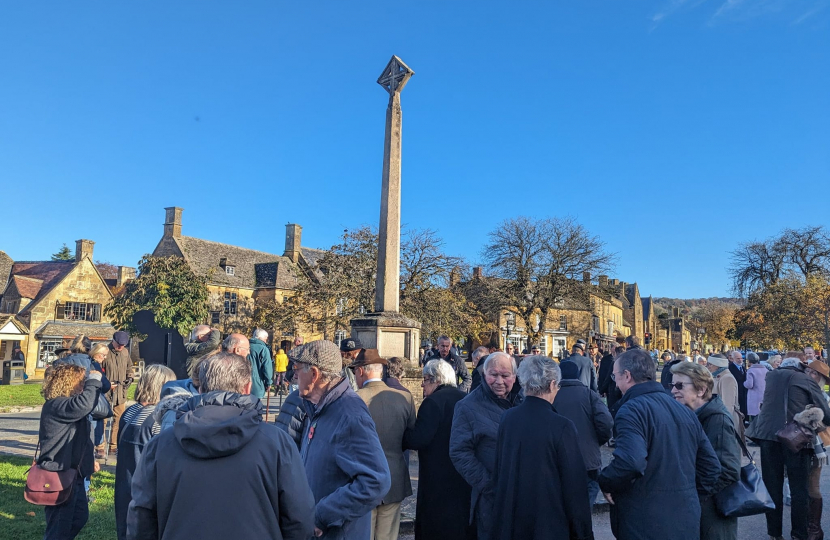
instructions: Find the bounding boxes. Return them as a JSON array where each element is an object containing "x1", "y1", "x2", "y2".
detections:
[{"x1": 0, "y1": 405, "x2": 41, "y2": 414}]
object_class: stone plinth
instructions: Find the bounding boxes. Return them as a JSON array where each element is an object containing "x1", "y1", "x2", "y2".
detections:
[{"x1": 350, "y1": 311, "x2": 420, "y2": 366}]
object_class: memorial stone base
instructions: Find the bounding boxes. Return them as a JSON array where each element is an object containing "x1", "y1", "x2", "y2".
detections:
[{"x1": 350, "y1": 311, "x2": 421, "y2": 367}]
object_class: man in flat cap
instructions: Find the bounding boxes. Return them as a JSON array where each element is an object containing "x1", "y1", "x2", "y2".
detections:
[
  {"x1": 103, "y1": 330, "x2": 133, "y2": 453},
  {"x1": 290, "y1": 340, "x2": 390, "y2": 540},
  {"x1": 351, "y1": 350, "x2": 416, "y2": 540}
]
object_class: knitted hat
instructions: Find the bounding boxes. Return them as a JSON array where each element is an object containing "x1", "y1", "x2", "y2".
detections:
[
  {"x1": 707, "y1": 355, "x2": 729, "y2": 368},
  {"x1": 288, "y1": 340, "x2": 342, "y2": 374},
  {"x1": 559, "y1": 361, "x2": 580, "y2": 380}
]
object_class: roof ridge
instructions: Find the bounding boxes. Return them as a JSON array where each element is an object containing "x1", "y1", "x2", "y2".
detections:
[{"x1": 180, "y1": 235, "x2": 287, "y2": 259}]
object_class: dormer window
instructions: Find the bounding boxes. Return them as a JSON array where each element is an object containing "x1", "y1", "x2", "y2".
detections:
[
  {"x1": 219, "y1": 257, "x2": 235, "y2": 276},
  {"x1": 225, "y1": 266, "x2": 235, "y2": 276}
]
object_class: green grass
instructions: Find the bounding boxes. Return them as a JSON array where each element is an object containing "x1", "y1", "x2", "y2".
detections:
[
  {"x1": 0, "y1": 384, "x2": 135, "y2": 412},
  {"x1": 0, "y1": 455, "x2": 117, "y2": 540}
]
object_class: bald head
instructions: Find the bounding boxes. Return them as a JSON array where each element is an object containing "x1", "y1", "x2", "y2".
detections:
[{"x1": 222, "y1": 333, "x2": 250, "y2": 357}]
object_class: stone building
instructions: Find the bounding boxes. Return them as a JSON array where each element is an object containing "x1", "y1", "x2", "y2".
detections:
[
  {"x1": 0, "y1": 240, "x2": 134, "y2": 378},
  {"x1": 150, "y1": 207, "x2": 327, "y2": 350}
]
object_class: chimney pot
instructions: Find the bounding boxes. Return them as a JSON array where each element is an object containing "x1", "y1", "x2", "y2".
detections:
[
  {"x1": 473, "y1": 267, "x2": 483, "y2": 279},
  {"x1": 598, "y1": 275, "x2": 609, "y2": 287},
  {"x1": 583, "y1": 271, "x2": 591, "y2": 283},
  {"x1": 164, "y1": 207, "x2": 183, "y2": 238},
  {"x1": 75, "y1": 239, "x2": 94, "y2": 263}
]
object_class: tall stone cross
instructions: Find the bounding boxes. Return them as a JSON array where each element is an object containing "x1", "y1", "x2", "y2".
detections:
[{"x1": 374, "y1": 55, "x2": 414, "y2": 313}]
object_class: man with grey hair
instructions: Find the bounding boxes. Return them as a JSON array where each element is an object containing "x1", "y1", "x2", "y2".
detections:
[
  {"x1": 350, "y1": 349, "x2": 416, "y2": 540},
  {"x1": 127, "y1": 351, "x2": 316, "y2": 540},
  {"x1": 727, "y1": 350, "x2": 748, "y2": 420},
  {"x1": 450, "y1": 351, "x2": 519, "y2": 539},
  {"x1": 493, "y1": 355, "x2": 594, "y2": 540},
  {"x1": 424, "y1": 336, "x2": 472, "y2": 392},
  {"x1": 247, "y1": 328, "x2": 274, "y2": 399},
  {"x1": 599, "y1": 349, "x2": 721, "y2": 540},
  {"x1": 469, "y1": 345, "x2": 491, "y2": 392},
  {"x1": 708, "y1": 353, "x2": 742, "y2": 436},
  {"x1": 290, "y1": 340, "x2": 390, "y2": 539},
  {"x1": 185, "y1": 324, "x2": 220, "y2": 373}
]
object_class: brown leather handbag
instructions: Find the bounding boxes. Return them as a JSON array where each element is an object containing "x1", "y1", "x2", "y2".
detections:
[
  {"x1": 24, "y1": 444, "x2": 78, "y2": 506},
  {"x1": 775, "y1": 386, "x2": 815, "y2": 453}
]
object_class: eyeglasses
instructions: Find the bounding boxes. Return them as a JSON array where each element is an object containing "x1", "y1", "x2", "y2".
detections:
[
  {"x1": 423, "y1": 376, "x2": 435, "y2": 383},
  {"x1": 671, "y1": 382, "x2": 688, "y2": 390},
  {"x1": 610, "y1": 370, "x2": 625, "y2": 381}
]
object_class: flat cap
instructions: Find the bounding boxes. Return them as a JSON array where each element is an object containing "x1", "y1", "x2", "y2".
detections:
[
  {"x1": 288, "y1": 340, "x2": 342, "y2": 373},
  {"x1": 112, "y1": 331, "x2": 130, "y2": 346},
  {"x1": 349, "y1": 348, "x2": 388, "y2": 368},
  {"x1": 339, "y1": 337, "x2": 363, "y2": 352}
]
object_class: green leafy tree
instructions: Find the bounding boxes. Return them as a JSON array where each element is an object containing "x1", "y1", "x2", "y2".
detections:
[
  {"x1": 105, "y1": 255, "x2": 209, "y2": 338},
  {"x1": 51, "y1": 243, "x2": 73, "y2": 261}
]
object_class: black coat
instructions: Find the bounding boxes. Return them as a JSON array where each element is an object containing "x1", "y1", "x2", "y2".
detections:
[
  {"x1": 493, "y1": 397, "x2": 594, "y2": 540},
  {"x1": 128, "y1": 392, "x2": 316, "y2": 540},
  {"x1": 404, "y1": 385, "x2": 473, "y2": 540},
  {"x1": 695, "y1": 396, "x2": 741, "y2": 540},
  {"x1": 115, "y1": 403, "x2": 160, "y2": 540},
  {"x1": 746, "y1": 364, "x2": 830, "y2": 442},
  {"x1": 598, "y1": 381, "x2": 721, "y2": 540},
  {"x1": 274, "y1": 390, "x2": 307, "y2": 451},
  {"x1": 728, "y1": 362, "x2": 748, "y2": 417},
  {"x1": 597, "y1": 354, "x2": 615, "y2": 393},
  {"x1": 553, "y1": 379, "x2": 613, "y2": 471},
  {"x1": 37, "y1": 378, "x2": 101, "y2": 478}
]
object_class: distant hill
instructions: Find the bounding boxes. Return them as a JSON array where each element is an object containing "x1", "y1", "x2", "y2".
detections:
[{"x1": 652, "y1": 297, "x2": 743, "y2": 320}]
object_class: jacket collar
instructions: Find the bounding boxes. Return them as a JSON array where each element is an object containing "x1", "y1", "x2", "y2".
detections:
[
  {"x1": 695, "y1": 395, "x2": 725, "y2": 421},
  {"x1": 306, "y1": 377, "x2": 350, "y2": 418},
  {"x1": 479, "y1": 377, "x2": 518, "y2": 409},
  {"x1": 363, "y1": 380, "x2": 388, "y2": 389},
  {"x1": 559, "y1": 379, "x2": 585, "y2": 388},
  {"x1": 616, "y1": 380, "x2": 665, "y2": 408}
]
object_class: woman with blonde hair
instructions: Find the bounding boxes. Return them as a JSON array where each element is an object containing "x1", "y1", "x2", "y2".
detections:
[
  {"x1": 37, "y1": 362, "x2": 103, "y2": 539},
  {"x1": 114, "y1": 364, "x2": 176, "y2": 540},
  {"x1": 671, "y1": 361, "x2": 741, "y2": 540}
]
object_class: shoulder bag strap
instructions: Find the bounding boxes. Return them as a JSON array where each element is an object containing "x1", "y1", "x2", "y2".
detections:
[
  {"x1": 31, "y1": 441, "x2": 40, "y2": 466},
  {"x1": 733, "y1": 429, "x2": 755, "y2": 464}
]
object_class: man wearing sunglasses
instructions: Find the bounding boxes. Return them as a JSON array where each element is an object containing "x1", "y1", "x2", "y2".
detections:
[{"x1": 599, "y1": 349, "x2": 721, "y2": 540}]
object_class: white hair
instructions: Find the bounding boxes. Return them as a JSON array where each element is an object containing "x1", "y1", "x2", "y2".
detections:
[
  {"x1": 192, "y1": 325, "x2": 210, "y2": 340},
  {"x1": 482, "y1": 352, "x2": 517, "y2": 374},
  {"x1": 423, "y1": 359, "x2": 457, "y2": 387},
  {"x1": 253, "y1": 328, "x2": 268, "y2": 341},
  {"x1": 517, "y1": 355, "x2": 561, "y2": 396},
  {"x1": 363, "y1": 363, "x2": 384, "y2": 377}
]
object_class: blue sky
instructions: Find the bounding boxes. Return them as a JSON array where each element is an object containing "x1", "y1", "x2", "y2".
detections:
[{"x1": 2, "y1": 1, "x2": 828, "y2": 298}]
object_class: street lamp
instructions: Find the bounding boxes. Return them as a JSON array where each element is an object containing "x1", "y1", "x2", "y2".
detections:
[{"x1": 505, "y1": 311, "x2": 515, "y2": 350}]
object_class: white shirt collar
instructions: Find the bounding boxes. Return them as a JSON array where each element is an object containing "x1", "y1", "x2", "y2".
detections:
[{"x1": 363, "y1": 378, "x2": 383, "y2": 387}]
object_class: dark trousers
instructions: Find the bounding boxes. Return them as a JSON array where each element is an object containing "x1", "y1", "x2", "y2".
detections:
[
  {"x1": 44, "y1": 475, "x2": 89, "y2": 540},
  {"x1": 759, "y1": 440, "x2": 812, "y2": 539}
]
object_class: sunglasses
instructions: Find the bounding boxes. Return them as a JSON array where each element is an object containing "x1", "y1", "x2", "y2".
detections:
[{"x1": 671, "y1": 382, "x2": 688, "y2": 390}]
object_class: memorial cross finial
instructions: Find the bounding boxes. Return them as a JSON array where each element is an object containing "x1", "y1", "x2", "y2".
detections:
[{"x1": 377, "y1": 55, "x2": 414, "y2": 95}]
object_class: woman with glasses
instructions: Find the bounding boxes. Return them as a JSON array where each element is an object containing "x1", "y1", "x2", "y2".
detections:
[
  {"x1": 403, "y1": 360, "x2": 472, "y2": 540},
  {"x1": 670, "y1": 361, "x2": 740, "y2": 540}
]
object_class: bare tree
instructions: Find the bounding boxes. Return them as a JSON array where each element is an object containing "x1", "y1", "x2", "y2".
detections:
[
  {"x1": 483, "y1": 216, "x2": 615, "y2": 344},
  {"x1": 780, "y1": 226, "x2": 830, "y2": 278}
]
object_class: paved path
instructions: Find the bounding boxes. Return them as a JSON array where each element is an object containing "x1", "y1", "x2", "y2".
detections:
[{"x1": 3, "y1": 407, "x2": 828, "y2": 538}]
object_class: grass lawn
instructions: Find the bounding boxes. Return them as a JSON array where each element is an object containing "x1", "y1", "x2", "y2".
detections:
[
  {"x1": 0, "y1": 384, "x2": 136, "y2": 412},
  {"x1": 0, "y1": 455, "x2": 117, "y2": 540}
]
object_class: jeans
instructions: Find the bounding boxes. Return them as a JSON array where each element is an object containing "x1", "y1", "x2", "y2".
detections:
[
  {"x1": 759, "y1": 440, "x2": 811, "y2": 539},
  {"x1": 587, "y1": 469, "x2": 601, "y2": 507},
  {"x1": 44, "y1": 475, "x2": 89, "y2": 540}
]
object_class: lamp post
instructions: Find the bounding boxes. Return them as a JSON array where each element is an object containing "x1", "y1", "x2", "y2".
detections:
[{"x1": 504, "y1": 311, "x2": 515, "y2": 351}]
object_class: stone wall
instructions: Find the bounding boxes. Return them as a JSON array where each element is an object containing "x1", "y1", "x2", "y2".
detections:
[{"x1": 401, "y1": 366, "x2": 425, "y2": 409}]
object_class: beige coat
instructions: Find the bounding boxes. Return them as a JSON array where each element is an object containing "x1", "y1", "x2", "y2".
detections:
[
  {"x1": 713, "y1": 370, "x2": 743, "y2": 436},
  {"x1": 103, "y1": 345, "x2": 132, "y2": 406},
  {"x1": 356, "y1": 381, "x2": 416, "y2": 503}
]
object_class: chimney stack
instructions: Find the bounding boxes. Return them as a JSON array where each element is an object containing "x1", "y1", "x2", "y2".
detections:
[
  {"x1": 583, "y1": 271, "x2": 591, "y2": 283},
  {"x1": 75, "y1": 239, "x2": 94, "y2": 263},
  {"x1": 598, "y1": 275, "x2": 608, "y2": 287},
  {"x1": 473, "y1": 267, "x2": 483, "y2": 279},
  {"x1": 164, "y1": 207, "x2": 183, "y2": 238},
  {"x1": 284, "y1": 224, "x2": 302, "y2": 263},
  {"x1": 116, "y1": 266, "x2": 136, "y2": 287}
]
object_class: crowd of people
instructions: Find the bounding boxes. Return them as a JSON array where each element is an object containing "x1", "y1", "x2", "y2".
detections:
[{"x1": 31, "y1": 327, "x2": 830, "y2": 540}]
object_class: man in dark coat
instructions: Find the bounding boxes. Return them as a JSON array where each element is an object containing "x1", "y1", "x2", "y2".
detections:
[
  {"x1": 127, "y1": 352, "x2": 316, "y2": 540},
  {"x1": 468, "y1": 346, "x2": 490, "y2": 392},
  {"x1": 554, "y1": 361, "x2": 613, "y2": 507},
  {"x1": 727, "y1": 350, "x2": 748, "y2": 418},
  {"x1": 493, "y1": 355, "x2": 594, "y2": 540},
  {"x1": 562, "y1": 343, "x2": 597, "y2": 391},
  {"x1": 184, "y1": 325, "x2": 220, "y2": 374},
  {"x1": 746, "y1": 357, "x2": 830, "y2": 540},
  {"x1": 247, "y1": 329, "x2": 274, "y2": 399},
  {"x1": 103, "y1": 331, "x2": 133, "y2": 452},
  {"x1": 598, "y1": 346, "x2": 624, "y2": 416},
  {"x1": 599, "y1": 349, "x2": 721, "y2": 540},
  {"x1": 660, "y1": 351, "x2": 680, "y2": 392},
  {"x1": 424, "y1": 336, "x2": 471, "y2": 392},
  {"x1": 450, "y1": 352, "x2": 518, "y2": 539},
  {"x1": 404, "y1": 359, "x2": 472, "y2": 540}
]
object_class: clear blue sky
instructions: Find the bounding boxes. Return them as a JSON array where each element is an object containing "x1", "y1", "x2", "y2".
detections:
[{"x1": 2, "y1": 1, "x2": 828, "y2": 298}]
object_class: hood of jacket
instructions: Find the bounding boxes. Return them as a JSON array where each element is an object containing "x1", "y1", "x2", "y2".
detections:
[
  {"x1": 695, "y1": 395, "x2": 729, "y2": 423},
  {"x1": 172, "y1": 391, "x2": 263, "y2": 459}
]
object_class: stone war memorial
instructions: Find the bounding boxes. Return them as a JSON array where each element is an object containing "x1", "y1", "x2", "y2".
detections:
[{"x1": 350, "y1": 55, "x2": 421, "y2": 365}]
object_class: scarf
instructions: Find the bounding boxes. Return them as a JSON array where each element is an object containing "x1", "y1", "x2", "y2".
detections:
[{"x1": 711, "y1": 367, "x2": 728, "y2": 378}]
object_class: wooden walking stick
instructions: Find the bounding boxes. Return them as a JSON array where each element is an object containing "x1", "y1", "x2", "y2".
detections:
[{"x1": 265, "y1": 385, "x2": 272, "y2": 423}]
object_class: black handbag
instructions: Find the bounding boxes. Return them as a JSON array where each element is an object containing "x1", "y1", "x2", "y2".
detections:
[
  {"x1": 91, "y1": 394, "x2": 113, "y2": 421},
  {"x1": 715, "y1": 432, "x2": 775, "y2": 517},
  {"x1": 775, "y1": 383, "x2": 814, "y2": 453}
]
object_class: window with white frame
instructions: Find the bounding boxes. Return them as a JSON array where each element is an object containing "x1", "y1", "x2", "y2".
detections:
[
  {"x1": 224, "y1": 292, "x2": 237, "y2": 315},
  {"x1": 225, "y1": 266, "x2": 235, "y2": 276},
  {"x1": 334, "y1": 329, "x2": 347, "y2": 346},
  {"x1": 559, "y1": 315, "x2": 567, "y2": 331},
  {"x1": 39, "y1": 338, "x2": 63, "y2": 368},
  {"x1": 336, "y1": 298, "x2": 346, "y2": 317},
  {"x1": 59, "y1": 302, "x2": 102, "y2": 322}
]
